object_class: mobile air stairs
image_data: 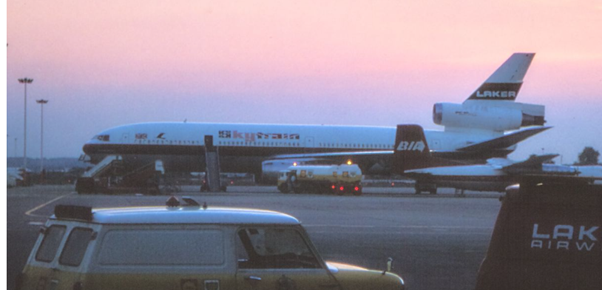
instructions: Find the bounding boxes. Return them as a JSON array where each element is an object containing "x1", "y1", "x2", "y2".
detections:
[
  {"x1": 201, "y1": 135, "x2": 226, "y2": 192},
  {"x1": 75, "y1": 155, "x2": 165, "y2": 194}
]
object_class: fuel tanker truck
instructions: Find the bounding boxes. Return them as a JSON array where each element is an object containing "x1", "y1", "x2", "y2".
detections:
[{"x1": 277, "y1": 164, "x2": 362, "y2": 195}]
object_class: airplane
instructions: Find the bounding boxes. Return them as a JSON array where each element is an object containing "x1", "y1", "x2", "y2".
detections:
[
  {"x1": 80, "y1": 53, "x2": 548, "y2": 187},
  {"x1": 391, "y1": 124, "x2": 602, "y2": 194}
]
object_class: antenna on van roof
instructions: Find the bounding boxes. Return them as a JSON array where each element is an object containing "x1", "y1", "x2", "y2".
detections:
[
  {"x1": 182, "y1": 196, "x2": 200, "y2": 206},
  {"x1": 166, "y1": 196, "x2": 180, "y2": 207}
]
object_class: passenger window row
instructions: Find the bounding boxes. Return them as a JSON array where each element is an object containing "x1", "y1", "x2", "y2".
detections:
[
  {"x1": 132, "y1": 139, "x2": 393, "y2": 149},
  {"x1": 135, "y1": 140, "x2": 200, "y2": 145},
  {"x1": 218, "y1": 141, "x2": 301, "y2": 147},
  {"x1": 318, "y1": 143, "x2": 393, "y2": 149}
]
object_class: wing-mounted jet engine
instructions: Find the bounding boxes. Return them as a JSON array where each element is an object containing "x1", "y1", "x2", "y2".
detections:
[{"x1": 433, "y1": 53, "x2": 545, "y2": 133}]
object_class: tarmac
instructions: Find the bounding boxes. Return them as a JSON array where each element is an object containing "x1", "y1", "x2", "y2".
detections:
[{"x1": 7, "y1": 184, "x2": 502, "y2": 290}]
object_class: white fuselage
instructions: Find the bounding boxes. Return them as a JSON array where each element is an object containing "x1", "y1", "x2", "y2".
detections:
[{"x1": 83, "y1": 122, "x2": 510, "y2": 174}]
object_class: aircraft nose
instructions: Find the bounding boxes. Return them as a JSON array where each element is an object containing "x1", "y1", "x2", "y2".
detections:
[{"x1": 82, "y1": 143, "x2": 94, "y2": 154}]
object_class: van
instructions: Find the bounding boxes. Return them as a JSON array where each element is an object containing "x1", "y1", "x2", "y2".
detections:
[{"x1": 17, "y1": 197, "x2": 404, "y2": 290}]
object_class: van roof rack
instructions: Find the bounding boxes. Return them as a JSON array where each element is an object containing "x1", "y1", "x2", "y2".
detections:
[{"x1": 54, "y1": 205, "x2": 93, "y2": 221}]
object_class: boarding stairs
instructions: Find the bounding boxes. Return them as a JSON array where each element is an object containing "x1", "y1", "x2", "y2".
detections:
[
  {"x1": 120, "y1": 161, "x2": 160, "y2": 188},
  {"x1": 204, "y1": 135, "x2": 222, "y2": 192},
  {"x1": 76, "y1": 155, "x2": 122, "y2": 193},
  {"x1": 81, "y1": 155, "x2": 122, "y2": 178}
]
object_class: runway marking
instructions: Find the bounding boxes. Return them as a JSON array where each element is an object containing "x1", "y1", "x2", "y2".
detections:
[
  {"x1": 25, "y1": 193, "x2": 75, "y2": 218},
  {"x1": 28, "y1": 221, "x2": 45, "y2": 226}
]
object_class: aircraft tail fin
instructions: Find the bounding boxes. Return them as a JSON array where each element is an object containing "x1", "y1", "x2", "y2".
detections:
[
  {"x1": 465, "y1": 53, "x2": 535, "y2": 102},
  {"x1": 393, "y1": 125, "x2": 432, "y2": 173}
]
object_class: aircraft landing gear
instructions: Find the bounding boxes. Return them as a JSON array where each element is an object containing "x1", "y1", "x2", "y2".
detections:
[{"x1": 454, "y1": 188, "x2": 466, "y2": 197}]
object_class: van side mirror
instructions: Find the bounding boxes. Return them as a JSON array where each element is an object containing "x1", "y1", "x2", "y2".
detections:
[{"x1": 382, "y1": 257, "x2": 393, "y2": 275}]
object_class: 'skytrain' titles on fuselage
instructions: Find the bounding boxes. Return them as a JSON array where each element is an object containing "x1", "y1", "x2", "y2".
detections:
[{"x1": 218, "y1": 130, "x2": 300, "y2": 143}]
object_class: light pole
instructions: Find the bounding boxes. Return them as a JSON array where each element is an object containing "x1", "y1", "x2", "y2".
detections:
[
  {"x1": 37, "y1": 99, "x2": 49, "y2": 173},
  {"x1": 8, "y1": 135, "x2": 18, "y2": 157},
  {"x1": 18, "y1": 78, "x2": 33, "y2": 170}
]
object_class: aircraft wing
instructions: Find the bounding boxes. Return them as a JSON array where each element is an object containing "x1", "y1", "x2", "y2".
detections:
[
  {"x1": 268, "y1": 125, "x2": 550, "y2": 173},
  {"x1": 457, "y1": 126, "x2": 551, "y2": 153},
  {"x1": 268, "y1": 151, "x2": 395, "y2": 174},
  {"x1": 271, "y1": 150, "x2": 393, "y2": 160},
  {"x1": 502, "y1": 154, "x2": 559, "y2": 171}
]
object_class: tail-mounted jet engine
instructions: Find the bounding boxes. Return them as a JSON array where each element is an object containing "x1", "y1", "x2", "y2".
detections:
[{"x1": 433, "y1": 102, "x2": 545, "y2": 132}]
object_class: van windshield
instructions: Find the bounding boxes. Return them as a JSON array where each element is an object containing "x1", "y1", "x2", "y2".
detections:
[{"x1": 237, "y1": 227, "x2": 320, "y2": 269}]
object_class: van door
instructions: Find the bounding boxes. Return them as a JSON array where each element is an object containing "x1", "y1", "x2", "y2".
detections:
[
  {"x1": 235, "y1": 226, "x2": 339, "y2": 290},
  {"x1": 53, "y1": 225, "x2": 98, "y2": 290},
  {"x1": 23, "y1": 224, "x2": 68, "y2": 290}
]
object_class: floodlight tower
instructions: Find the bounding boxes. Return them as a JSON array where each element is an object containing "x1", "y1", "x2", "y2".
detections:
[
  {"x1": 18, "y1": 78, "x2": 33, "y2": 170},
  {"x1": 37, "y1": 99, "x2": 49, "y2": 173}
]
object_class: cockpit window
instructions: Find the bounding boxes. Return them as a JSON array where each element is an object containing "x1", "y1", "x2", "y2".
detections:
[{"x1": 95, "y1": 135, "x2": 110, "y2": 142}]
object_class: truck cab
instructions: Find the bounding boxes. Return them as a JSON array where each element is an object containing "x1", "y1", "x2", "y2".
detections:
[{"x1": 475, "y1": 181, "x2": 602, "y2": 290}]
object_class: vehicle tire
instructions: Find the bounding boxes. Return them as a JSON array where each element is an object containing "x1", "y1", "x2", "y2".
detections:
[
  {"x1": 75, "y1": 178, "x2": 94, "y2": 194},
  {"x1": 328, "y1": 185, "x2": 336, "y2": 194},
  {"x1": 318, "y1": 184, "x2": 330, "y2": 195},
  {"x1": 429, "y1": 187, "x2": 437, "y2": 195},
  {"x1": 353, "y1": 184, "x2": 363, "y2": 196},
  {"x1": 336, "y1": 184, "x2": 345, "y2": 195},
  {"x1": 414, "y1": 185, "x2": 421, "y2": 195},
  {"x1": 278, "y1": 184, "x2": 290, "y2": 194}
]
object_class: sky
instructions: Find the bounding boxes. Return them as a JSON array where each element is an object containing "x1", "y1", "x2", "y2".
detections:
[{"x1": 5, "y1": 0, "x2": 602, "y2": 164}]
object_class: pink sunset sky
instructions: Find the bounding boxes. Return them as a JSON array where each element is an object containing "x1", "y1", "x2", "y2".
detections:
[{"x1": 5, "y1": 0, "x2": 602, "y2": 163}]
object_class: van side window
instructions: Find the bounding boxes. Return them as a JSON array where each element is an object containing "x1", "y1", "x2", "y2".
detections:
[
  {"x1": 98, "y1": 229, "x2": 224, "y2": 266},
  {"x1": 35, "y1": 225, "x2": 67, "y2": 262},
  {"x1": 59, "y1": 228, "x2": 93, "y2": 266},
  {"x1": 236, "y1": 227, "x2": 320, "y2": 269}
]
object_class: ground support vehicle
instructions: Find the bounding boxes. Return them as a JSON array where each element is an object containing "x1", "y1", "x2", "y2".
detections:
[
  {"x1": 475, "y1": 181, "x2": 602, "y2": 290},
  {"x1": 413, "y1": 181, "x2": 438, "y2": 195},
  {"x1": 277, "y1": 164, "x2": 363, "y2": 195},
  {"x1": 17, "y1": 198, "x2": 404, "y2": 290}
]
